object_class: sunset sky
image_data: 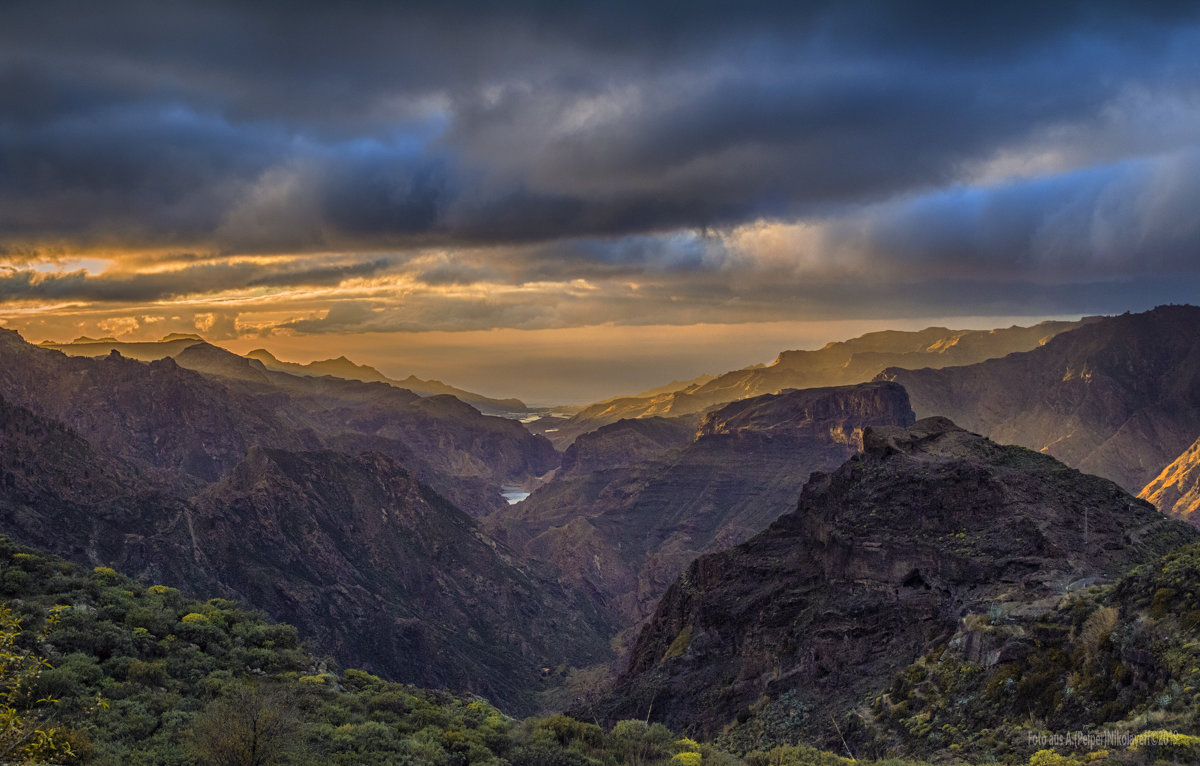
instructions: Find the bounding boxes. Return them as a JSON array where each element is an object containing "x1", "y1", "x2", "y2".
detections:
[{"x1": 3, "y1": 1, "x2": 1200, "y2": 403}]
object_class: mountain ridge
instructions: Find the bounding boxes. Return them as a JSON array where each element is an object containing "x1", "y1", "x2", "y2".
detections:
[
  {"x1": 537, "y1": 318, "x2": 1093, "y2": 448},
  {"x1": 879, "y1": 305, "x2": 1200, "y2": 494}
]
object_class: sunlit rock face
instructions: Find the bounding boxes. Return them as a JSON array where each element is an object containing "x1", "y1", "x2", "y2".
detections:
[{"x1": 1141, "y1": 434, "x2": 1200, "y2": 526}]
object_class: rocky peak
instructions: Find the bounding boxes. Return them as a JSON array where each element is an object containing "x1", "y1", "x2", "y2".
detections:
[
  {"x1": 594, "y1": 417, "x2": 1196, "y2": 740},
  {"x1": 861, "y1": 415, "x2": 975, "y2": 457}
]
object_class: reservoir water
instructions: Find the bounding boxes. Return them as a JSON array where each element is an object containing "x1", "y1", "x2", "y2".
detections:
[{"x1": 500, "y1": 486, "x2": 531, "y2": 504}]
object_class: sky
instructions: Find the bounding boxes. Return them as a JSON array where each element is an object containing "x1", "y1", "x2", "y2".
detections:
[{"x1": 3, "y1": 1, "x2": 1200, "y2": 403}]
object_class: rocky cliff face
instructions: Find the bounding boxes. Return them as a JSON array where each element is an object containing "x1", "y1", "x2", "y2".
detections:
[
  {"x1": 1140, "y1": 434, "x2": 1200, "y2": 526},
  {"x1": 558, "y1": 417, "x2": 696, "y2": 478},
  {"x1": 489, "y1": 382, "x2": 915, "y2": 639},
  {"x1": 543, "y1": 319, "x2": 1089, "y2": 448},
  {"x1": 592, "y1": 417, "x2": 1194, "y2": 740},
  {"x1": 879, "y1": 305, "x2": 1200, "y2": 494}
]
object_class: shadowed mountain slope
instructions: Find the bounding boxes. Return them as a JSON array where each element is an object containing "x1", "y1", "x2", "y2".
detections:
[
  {"x1": 42, "y1": 335, "x2": 528, "y2": 415},
  {"x1": 191, "y1": 447, "x2": 610, "y2": 712},
  {"x1": 0, "y1": 390, "x2": 609, "y2": 714},
  {"x1": 2, "y1": 331, "x2": 556, "y2": 514},
  {"x1": 879, "y1": 305, "x2": 1200, "y2": 494}
]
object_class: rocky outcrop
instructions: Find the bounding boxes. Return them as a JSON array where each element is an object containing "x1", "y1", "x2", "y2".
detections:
[
  {"x1": 489, "y1": 382, "x2": 915, "y2": 638},
  {"x1": 1140, "y1": 434, "x2": 1200, "y2": 526},
  {"x1": 558, "y1": 417, "x2": 696, "y2": 477},
  {"x1": 591, "y1": 417, "x2": 1194, "y2": 741},
  {"x1": 879, "y1": 305, "x2": 1200, "y2": 494},
  {"x1": 543, "y1": 318, "x2": 1090, "y2": 448}
]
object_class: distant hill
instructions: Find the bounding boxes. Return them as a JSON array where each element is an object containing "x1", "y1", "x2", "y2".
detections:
[
  {"x1": 880, "y1": 305, "x2": 1200, "y2": 494},
  {"x1": 537, "y1": 318, "x2": 1092, "y2": 448},
  {"x1": 246, "y1": 347, "x2": 528, "y2": 415},
  {"x1": 41, "y1": 335, "x2": 529, "y2": 416}
]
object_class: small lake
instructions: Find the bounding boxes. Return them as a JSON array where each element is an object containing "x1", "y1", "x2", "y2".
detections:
[{"x1": 500, "y1": 486, "x2": 531, "y2": 504}]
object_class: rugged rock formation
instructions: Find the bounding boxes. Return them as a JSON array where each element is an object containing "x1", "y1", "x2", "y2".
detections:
[
  {"x1": 489, "y1": 382, "x2": 915, "y2": 636},
  {"x1": 592, "y1": 417, "x2": 1194, "y2": 741},
  {"x1": 1140, "y1": 434, "x2": 1200, "y2": 526},
  {"x1": 541, "y1": 318, "x2": 1089, "y2": 448},
  {"x1": 880, "y1": 305, "x2": 1200, "y2": 494}
]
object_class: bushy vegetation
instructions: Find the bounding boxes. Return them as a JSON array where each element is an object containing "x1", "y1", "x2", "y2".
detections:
[
  {"x1": 852, "y1": 543, "x2": 1200, "y2": 764},
  {"x1": 0, "y1": 536, "x2": 840, "y2": 765},
  {"x1": 7, "y1": 532, "x2": 1200, "y2": 765}
]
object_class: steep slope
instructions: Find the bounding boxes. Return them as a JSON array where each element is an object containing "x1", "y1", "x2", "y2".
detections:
[
  {"x1": 558, "y1": 417, "x2": 697, "y2": 477},
  {"x1": 0, "y1": 330, "x2": 305, "y2": 483},
  {"x1": 175, "y1": 343, "x2": 558, "y2": 511},
  {"x1": 489, "y1": 382, "x2": 914, "y2": 635},
  {"x1": 880, "y1": 305, "x2": 1200, "y2": 493},
  {"x1": 0, "y1": 392, "x2": 201, "y2": 587},
  {"x1": 191, "y1": 447, "x2": 610, "y2": 713},
  {"x1": 594, "y1": 417, "x2": 1195, "y2": 743},
  {"x1": 543, "y1": 318, "x2": 1090, "y2": 447},
  {"x1": 1139, "y1": 434, "x2": 1200, "y2": 526}
]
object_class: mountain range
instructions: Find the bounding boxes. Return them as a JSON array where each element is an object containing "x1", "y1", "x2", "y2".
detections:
[
  {"x1": 4, "y1": 305, "x2": 1200, "y2": 758},
  {"x1": 536, "y1": 318, "x2": 1093, "y2": 448},
  {"x1": 43, "y1": 335, "x2": 528, "y2": 416}
]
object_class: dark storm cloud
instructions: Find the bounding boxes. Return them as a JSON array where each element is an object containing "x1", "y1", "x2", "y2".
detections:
[
  {"x1": 4, "y1": 0, "x2": 1200, "y2": 256},
  {"x1": 0, "y1": 256, "x2": 400, "y2": 303}
]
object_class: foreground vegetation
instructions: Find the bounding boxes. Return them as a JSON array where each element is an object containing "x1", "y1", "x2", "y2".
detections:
[{"x1": 2, "y1": 534, "x2": 1199, "y2": 765}]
